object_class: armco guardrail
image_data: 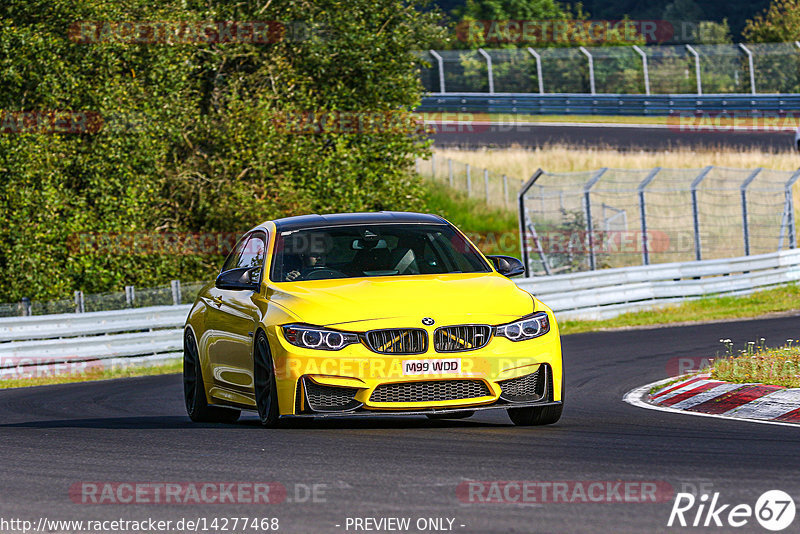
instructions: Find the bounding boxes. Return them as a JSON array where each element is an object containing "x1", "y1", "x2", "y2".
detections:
[
  {"x1": 0, "y1": 305, "x2": 191, "y2": 343},
  {"x1": 519, "y1": 249, "x2": 800, "y2": 320},
  {"x1": 2, "y1": 251, "x2": 799, "y2": 376},
  {"x1": 0, "y1": 305, "x2": 190, "y2": 375},
  {"x1": 418, "y1": 93, "x2": 800, "y2": 116},
  {"x1": 4, "y1": 329, "x2": 182, "y2": 361}
]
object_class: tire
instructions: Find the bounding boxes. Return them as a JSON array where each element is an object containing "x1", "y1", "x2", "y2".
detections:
[
  {"x1": 426, "y1": 411, "x2": 475, "y2": 420},
  {"x1": 507, "y1": 404, "x2": 563, "y2": 426},
  {"x1": 253, "y1": 332, "x2": 280, "y2": 427},
  {"x1": 183, "y1": 329, "x2": 240, "y2": 424}
]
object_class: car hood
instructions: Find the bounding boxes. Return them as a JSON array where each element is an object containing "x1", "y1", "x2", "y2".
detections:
[{"x1": 266, "y1": 273, "x2": 534, "y2": 329}]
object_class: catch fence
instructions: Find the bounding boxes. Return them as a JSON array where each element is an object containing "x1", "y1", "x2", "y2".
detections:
[
  {"x1": 0, "y1": 280, "x2": 207, "y2": 318},
  {"x1": 419, "y1": 42, "x2": 800, "y2": 95},
  {"x1": 416, "y1": 154, "x2": 525, "y2": 209},
  {"x1": 519, "y1": 166, "x2": 800, "y2": 274}
]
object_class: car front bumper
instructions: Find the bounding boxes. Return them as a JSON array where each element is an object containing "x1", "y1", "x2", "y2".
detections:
[{"x1": 267, "y1": 321, "x2": 564, "y2": 417}]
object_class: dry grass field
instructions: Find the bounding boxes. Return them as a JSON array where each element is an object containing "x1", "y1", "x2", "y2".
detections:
[
  {"x1": 433, "y1": 145, "x2": 800, "y2": 178},
  {"x1": 421, "y1": 145, "x2": 800, "y2": 265}
]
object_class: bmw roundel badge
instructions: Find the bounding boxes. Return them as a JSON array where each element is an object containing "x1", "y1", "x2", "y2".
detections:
[{"x1": 422, "y1": 317, "x2": 435, "y2": 326}]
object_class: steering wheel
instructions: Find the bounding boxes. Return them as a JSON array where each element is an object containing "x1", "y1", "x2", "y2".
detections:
[{"x1": 302, "y1": 267, "x2": 346, "y2": 280}]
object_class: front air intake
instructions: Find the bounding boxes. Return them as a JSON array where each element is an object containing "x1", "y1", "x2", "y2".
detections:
[
  {"x1": 365, "y1": 328, "x2": 427, "y2": 355},
  {"x1": 369, "y1": 379, "x2": 491, "y2": 403},
  {"x1": 433, "y1": 325, "x2": 492, "y2": 352},
  {"x1": 498, "y1": 366, "x2": 547, "y2": 402},
  {"x1": 296, "y1": 377, "x2": 361, "y2": 413}
]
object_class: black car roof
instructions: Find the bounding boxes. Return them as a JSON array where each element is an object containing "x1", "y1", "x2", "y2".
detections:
[{"x1": 272, "y1": 211, "x2": 448, "y2": 232}]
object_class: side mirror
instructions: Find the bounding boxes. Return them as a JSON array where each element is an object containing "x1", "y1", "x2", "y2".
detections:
[
  {"x1": 486, "y1": 255, "x2": 525, "y2": 278},
  {"x1": 215, "y1": 266, "x2": 261, "y2": 291}
]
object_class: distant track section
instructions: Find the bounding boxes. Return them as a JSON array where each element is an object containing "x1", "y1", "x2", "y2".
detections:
[{"x1": 429, "y1": 121, "x2": 794, "y2": 151}]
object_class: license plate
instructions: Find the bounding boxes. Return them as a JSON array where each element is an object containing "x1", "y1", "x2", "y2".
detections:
[{"x1": 402, "y1": 358, "x2": 461, "y2": 376}]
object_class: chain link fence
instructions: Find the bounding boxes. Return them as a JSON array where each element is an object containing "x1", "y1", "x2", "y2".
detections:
[
  {"x1": 520, "y1": 166, "x2": 800, "y2": 275},
  {"x1": 416, "y1": 154, "x2": 525, "y2": 210},
  {"x1": 1, "y1": 280, "x2": 208, "y2": 318},
  {"x1": 420, "y1": 42, "x2": 800, "y2": 94}
]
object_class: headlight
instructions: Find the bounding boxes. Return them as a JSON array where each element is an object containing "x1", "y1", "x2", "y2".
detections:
[
  {"x1": 495, "y1": 312, "x2": 550, "y2": 341},
  {"x1": 282, "y1": 324, "x2": 360, "y2": 351}
]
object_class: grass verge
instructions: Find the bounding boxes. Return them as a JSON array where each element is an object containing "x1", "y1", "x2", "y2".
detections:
[
  {"x1": 0, "y1": 359, "x2": 182, "y2": 389},
  {"x1": 558, "y1": 283, "x2": 800, "y2": 336},
  {"x1": 711, "y1": 339, "x2": 800, "y2": 388},
  {"x1": 649, "y1": 376, "x2": 690, "y2": 396},
  {"x1": 422, "y1": 180, "x2": 520, "y2": 257}
]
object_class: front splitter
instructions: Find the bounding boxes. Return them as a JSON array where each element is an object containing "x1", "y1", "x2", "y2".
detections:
[{"x1": 281, "y1": 400, "x2": 562, "y2": 419}]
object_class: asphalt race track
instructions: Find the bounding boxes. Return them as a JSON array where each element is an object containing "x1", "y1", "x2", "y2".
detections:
[
  {"x1": 430, "y1": 122, "x2": 796, "y2": 152},
  {"x1": 2, "y1": 316, "x2": 799, "y2": 533}
]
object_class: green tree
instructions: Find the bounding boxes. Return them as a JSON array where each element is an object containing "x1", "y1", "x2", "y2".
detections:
[
  {"x1": 743, "y1": 0, "x2": 800, "y2": 41},
  {"x1": 0, "y1": 0, "x2": 444, "y2": 303}
]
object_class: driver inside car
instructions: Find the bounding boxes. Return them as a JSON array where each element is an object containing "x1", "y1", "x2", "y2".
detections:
[{"x1": 285, "y1": 249, "x2": 327, "y2": 281}]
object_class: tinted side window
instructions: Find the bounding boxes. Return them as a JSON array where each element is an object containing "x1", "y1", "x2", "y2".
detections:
[
  {"x1": 221, "y1": 235, "x2": 249, "y2": 272},
  {"x1": 238, "y1": 233, "x2": 266, "y2": 269}
]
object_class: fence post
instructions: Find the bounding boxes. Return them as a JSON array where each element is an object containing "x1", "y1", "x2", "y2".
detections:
[
  {"x1": 527, "y1": 222, "x2": 552, "y2": 276},
  {"x1": 579, "y1": 46, "x2": 595, "y2": 95},
  {"x1": 784, "y1": 168, "x2": 800, "y2": 249},
  {"x1": 448, "y1": 158, "x2": 454, "y2": 187},
  {"x1": 584, "y1": 168, "x2": 608, "y2": 270},
  {"x1": 431, "y1": 153, "x2": 436, "y2": 178},
  {"x1": 74, "y1": 290, "x2": 84, "y2": 313},
  {"x1": 125, "y1": 285, "x2": 135, "y2": 307},
  {"x1": 503, "y1": 174, "x2": 509, "y2": 207},
  {"x1": 466, "y1": 164, "x2": 471, "y2": 197},
  {"x1": 637, "y1": 167, "x2": 661, "y2": 265},
  {"x1": 415, "y1": 157, "x2": 420, "y2": 175},
  {"x1": 685, "y1": 45, "x2": 702, "y2": 95},
  {"x1": 540, "y1": 185, "x2": 545, "y2": 213},
  {"x1": 632, "y1": 45, "x2": 650, "y2": 95},
  {"x1": 171, "y1": 280, "x2": 182, "y2": 306},
  {"x1": 518, "y1": 169, "x2": 545, "y2": 275},
  {"x1": 526, "y1": 48, "x2": 544, "y2": 94},
  {"x1": 691, "y1": 166, "x2": 714, "y2": 260},
  {"x1": 21, "y1": 297, "x2": 31, "y2": 317},
  {"x1": 478, "y1": 48, "x2": 494, "y2": 94},
  {"x1": 740, "y1": 168, "x2": 762, "y2": 255},
  {"x1": 738, "y1": 44, "x2": 756, "y2": 95},
  {"x1": 429, "y1": 50, "x2": 445, "y2": 93},
  {"x1": 484, "y1": 169, "x2": 490, "y2": 202}
]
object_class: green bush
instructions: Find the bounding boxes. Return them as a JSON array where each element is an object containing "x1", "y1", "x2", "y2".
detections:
[{"x1": 0, "y1": 0, "x2": 444, "y2": 302}]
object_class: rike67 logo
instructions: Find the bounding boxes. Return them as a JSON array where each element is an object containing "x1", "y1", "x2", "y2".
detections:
[{"x1": 668, "y1": 490, "x2": 796, "y2": 531}]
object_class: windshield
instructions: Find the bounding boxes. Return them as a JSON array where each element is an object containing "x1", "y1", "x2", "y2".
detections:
[{"x1": 270, "y1": 223, "x2": 491, "y2": 282}]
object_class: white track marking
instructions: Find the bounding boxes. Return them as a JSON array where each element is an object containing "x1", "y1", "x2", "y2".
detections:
[
  {"x1": 623, "y1": 379, "x2": 800, "y2": 428},
  {"x1": 669, "y1": 383, "x2": 742, "y2": 410},
  {"x1": 725, "y1": 389, "x2": 800, "y2": 419},
  {"x1": 650, "y1": 378, "x2": 721, "y2": 403}
]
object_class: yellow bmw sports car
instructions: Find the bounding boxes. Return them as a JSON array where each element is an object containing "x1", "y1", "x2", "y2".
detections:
[{"x1": 183, "y1": 212, "x2": 563, "y2": 427}]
